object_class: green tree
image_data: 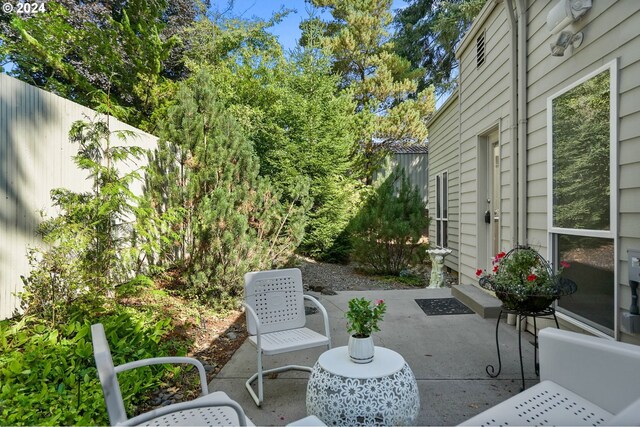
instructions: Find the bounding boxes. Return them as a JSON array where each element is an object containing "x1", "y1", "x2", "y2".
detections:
[
  {"x1": 393, "y1": 0, "x2": 487, "y2": 95},
  {"x1": 0, "y1": 0, "x2": 200, "y2": 130},
  {"x1": 349, "y1": 167, "x2": 429, "y2": 275},
  {"x1": 146, "y1": 70, "x2": 309, "y2": 305},
  {"x1": 182, "y1": 17, "x2": 361, "y2": 261},
  {"x1": 250, "y1": 47, "x2": 361, "y2": 261},
  {"x1": 305, "y1": 0, "x2": 436, "y2": 182}
]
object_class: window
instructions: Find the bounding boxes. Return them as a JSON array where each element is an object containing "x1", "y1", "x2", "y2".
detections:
[
  {"x1": 547, "y1": 60, "x2": 617, "y2": 335},
  {"x1": 476, "y1": 31, "x2": 486, "y2": 68},
  {"x1": 435, "y1": 171, "x2": 448, "y2": 247}
]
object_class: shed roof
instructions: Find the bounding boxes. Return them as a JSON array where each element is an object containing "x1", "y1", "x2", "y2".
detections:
[{"x1": 387, "y1": 143, "x2": 429, "y2": 154}]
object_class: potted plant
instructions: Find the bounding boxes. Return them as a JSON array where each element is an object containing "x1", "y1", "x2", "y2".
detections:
[
  {"x1": 476, "y1": 246, "x2": 576, "y2": 313},
  {"x1": 345, "y1": 297, "x2": 387, "y2": 363}
]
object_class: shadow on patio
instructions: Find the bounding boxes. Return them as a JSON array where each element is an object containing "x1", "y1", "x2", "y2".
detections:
[{"x1": 211, "y1": 288, "x2": 538, "y2": 426}]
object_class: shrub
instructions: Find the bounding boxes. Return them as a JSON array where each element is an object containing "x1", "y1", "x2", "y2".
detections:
[
  {"x1": 349, "y1": 168, "x2": 429, "y2": 275},
  {"x1": 18, "y1": 115, "x2": 148, "y2": 324}
]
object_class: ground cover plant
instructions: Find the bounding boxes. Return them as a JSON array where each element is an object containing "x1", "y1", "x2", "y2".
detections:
[{"x1": 0, "y1": 309, "x2": 178, "y2": 425}]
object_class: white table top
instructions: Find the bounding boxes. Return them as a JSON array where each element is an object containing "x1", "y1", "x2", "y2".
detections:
[{"x1": 317, "y1": 346, "x2": 405, "y2": 379}]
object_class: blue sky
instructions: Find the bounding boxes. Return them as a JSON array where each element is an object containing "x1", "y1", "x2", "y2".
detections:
[{"x1": 217, "y1": 0, "x2": 408, "y2": 52}]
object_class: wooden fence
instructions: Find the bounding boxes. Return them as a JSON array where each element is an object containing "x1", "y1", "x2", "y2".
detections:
[{"x1": 0, "y1": 74, "x2": 157, "y2": 319}]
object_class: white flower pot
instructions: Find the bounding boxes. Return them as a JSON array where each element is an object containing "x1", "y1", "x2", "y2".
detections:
[{"x1": 348, "y1": 335, "x2": 375, "y2": 363}]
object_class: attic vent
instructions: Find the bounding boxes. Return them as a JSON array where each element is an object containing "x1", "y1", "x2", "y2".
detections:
[{"x1": 477, "y1": 31, "x2": 486, "y2": 68}]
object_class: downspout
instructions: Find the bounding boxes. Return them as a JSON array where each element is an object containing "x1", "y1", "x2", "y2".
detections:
[
  {"x1": 505, "y1": 0, "x2": 519, "y2": 246},
  {"x1": 516, "y1": 0, "x2": 528, "y2": 245}
]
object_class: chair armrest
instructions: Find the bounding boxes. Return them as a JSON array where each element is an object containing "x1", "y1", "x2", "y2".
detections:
[
  {"x1": 115, "y1": 357, "x2": 208, "y2": 396},
  {"x1": 242, "y1": 301, "x2": 262, "y2": 349},
  {"x1": 122, "y1": 394, "x2": 248, "y2": 426},
  {"x1": 539, "y1": 328, "x2": 640, "y2": 414},
  {"x1": 304, "y1": 294, "x2": 332, "y2": 348}
]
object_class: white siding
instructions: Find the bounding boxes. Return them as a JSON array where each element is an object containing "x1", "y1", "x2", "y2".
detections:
[
  {"x1": 525, "y1": 0, "x2": 640, "y2": 342},
  {"x1": 0, "y1": 74, "x2": 157, "y2": 319},
  {"x1": 427, "y1": 91, "x2": 460, "y2": 270},
  {"x1": 457, "y1": 3, "x2": 515, "y2": 284}
]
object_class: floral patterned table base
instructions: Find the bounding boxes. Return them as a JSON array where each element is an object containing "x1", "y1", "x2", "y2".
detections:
[{"x1": 306, "y1": 361, "x2": 420, "y2": 426}]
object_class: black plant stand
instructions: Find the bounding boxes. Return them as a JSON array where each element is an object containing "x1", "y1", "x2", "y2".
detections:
[{"x1": 486, "y1": 306, "x2": 559, "y2": 391}]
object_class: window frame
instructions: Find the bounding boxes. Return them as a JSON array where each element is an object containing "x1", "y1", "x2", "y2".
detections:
[
  {"x1": 435, "y1": 171, "x2": 449, "y2": 248},
  {"x1": 546, "y1": 59, "x2": 618, "y2": 337}
]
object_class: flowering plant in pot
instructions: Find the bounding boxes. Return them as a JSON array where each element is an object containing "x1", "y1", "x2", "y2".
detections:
[
  {"x1": 345, "y1": 297, "x2": 387, "y2": 363},
  {"x1": 476, "y1": 246, "x2": 576, "y2": 312}
]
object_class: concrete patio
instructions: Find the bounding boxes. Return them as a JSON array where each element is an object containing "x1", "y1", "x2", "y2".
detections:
[{"x1": 211, "y1": 288, "x2": 540, "y2": 426}]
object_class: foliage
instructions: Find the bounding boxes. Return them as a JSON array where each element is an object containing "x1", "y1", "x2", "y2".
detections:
[
  {"x1": 248, "y1": 47, "x2": 361, "y2": 261},
  {"x1": 476, "y1": 247, "x2": 575, "y2": 310},
  {"x1": 305, "y1": 0, "x2": 435, "y2": 182},
  {"x1": 345, "y1": 297, "x2": 387, "y2": 337},
  {"x1": 145, "y1": 70, "x2": 309, "y2": 306},
  {"x1": 349, "y1": 168, "x2": 429, "y2": 275},
  {"x1": 0, "y1": 310, "x2": 177, "y2": 426},
  {"x1": 18, "y1": 115, "x2": 148, "y2": 324},
  {"x1": 183, "y1": 18, "x2": 362, "y2": 262},
  {"x1": 393, "y1": 0, "x2": 487, "y2": 95},
  {"x1": 0, "y1": 0, "x2": 202, "y2": 130}
]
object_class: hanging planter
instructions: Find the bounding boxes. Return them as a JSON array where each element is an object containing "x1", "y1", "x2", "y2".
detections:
[{"x1": 477, "y1": 246, "x2": 577, "y2": 313}]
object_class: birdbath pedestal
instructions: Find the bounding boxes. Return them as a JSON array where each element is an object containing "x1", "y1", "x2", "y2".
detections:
[{"x1": 427, "y1": 248, "x2": 452, "y2": 288}]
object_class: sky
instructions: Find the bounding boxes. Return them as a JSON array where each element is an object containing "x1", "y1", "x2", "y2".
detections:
[{"x1": 216, "y1": 0, "x2": 409, "y2": 52}]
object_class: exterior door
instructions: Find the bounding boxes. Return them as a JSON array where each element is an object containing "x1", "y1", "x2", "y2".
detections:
[
  {"x1": 491, "y1": 137, "x2": 500, "y2": 257},
  {"x1": 483, "y1": 132, "x2": 500, "y2": 269}
]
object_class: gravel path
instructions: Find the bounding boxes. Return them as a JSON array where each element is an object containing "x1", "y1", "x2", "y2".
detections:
[{"x1": 298, "y1": 257, "x2": 424, "y2": 293}]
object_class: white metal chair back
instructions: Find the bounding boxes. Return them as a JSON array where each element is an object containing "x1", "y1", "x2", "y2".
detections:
[
  {"x1": 91, "y1": 323, "x2": 128, "y2": 425},
  {"x1": 244, "y1": 268, "x2": 306, "y2": 335}
]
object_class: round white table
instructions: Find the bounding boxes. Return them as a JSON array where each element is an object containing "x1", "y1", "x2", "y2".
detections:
[{"x1": 306, "y1": 346, "x2": 420, "y2": 426}]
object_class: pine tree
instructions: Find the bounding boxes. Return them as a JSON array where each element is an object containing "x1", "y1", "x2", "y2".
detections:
[
  {"x1": 305, "y1": 0, "x2": 436, "y2": 182},
  {"x1": 182, "y1": 19, "x2": 362, "y2": 261},
  {"x1": 146, "y1": 70, "x2": 309, "y2": 305},
  {"x1": 349, "y1": 167, "x2": 429, "y2": 275},
  {"x1": 393, "y1": 0, "x2": 487, "y2": 95}
]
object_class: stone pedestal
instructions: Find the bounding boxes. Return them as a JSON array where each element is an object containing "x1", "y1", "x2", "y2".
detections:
[{"x1": 427, "y1": 248, "x2": 452, "y2": 288}]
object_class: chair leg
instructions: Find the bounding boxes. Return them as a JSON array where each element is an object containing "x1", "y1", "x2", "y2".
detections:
[{"x1": 246, "y1": 361, "x2": 313, "y2": 407}]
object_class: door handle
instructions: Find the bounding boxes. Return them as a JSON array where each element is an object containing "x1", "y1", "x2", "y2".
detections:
[{"x1": 484, "y1": 210, "x2": 491, "y2": 224}]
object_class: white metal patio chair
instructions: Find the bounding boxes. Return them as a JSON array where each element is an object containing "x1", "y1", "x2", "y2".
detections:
[
  {"x1": 243, "y1": 268, "x2": 332, "y2": 406},
  {"x1": 459, "y1": 328, "x2": 640, "y2": 426},
  {"x1": 91, "y1": 323, "x2": 251, "y2": 426}
]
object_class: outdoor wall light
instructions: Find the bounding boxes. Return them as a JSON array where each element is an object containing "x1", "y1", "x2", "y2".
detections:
[
  {"x1": 550, "y1": 31, "x2": 584, "y2": 57},
  {"x1": 546, "y1": 0, "x2": 592, "y2": 34}
]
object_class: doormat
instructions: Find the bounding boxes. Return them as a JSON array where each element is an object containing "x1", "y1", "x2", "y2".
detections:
[{"x1": 415, "y1": 298, "x2": 474, "y2": 316}]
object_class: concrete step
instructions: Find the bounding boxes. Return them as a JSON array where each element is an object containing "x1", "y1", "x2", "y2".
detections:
[{"x1": 452, "y1": 284, "x2": 502, "y2": 318}]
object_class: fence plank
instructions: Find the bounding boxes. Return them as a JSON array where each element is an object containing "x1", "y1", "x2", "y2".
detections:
[{"x1": 0, "y1": 74, "x2": 157, "y2": 319}]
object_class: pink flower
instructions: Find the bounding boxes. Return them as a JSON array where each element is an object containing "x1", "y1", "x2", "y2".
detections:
[
  {"x1": 493, "y1": 265, "x2": 499, "y2": 273},
  {"x1": 496, "y1": 251, "x2": 506, "y2": 259},
  {"x1": 527, "y1": 274, "x2": 537, "y2": 282},
  {"x1": 560, "y1": 261, "x2": 570, "y2": 269},
  {"x1": 475, "y1": 269, "x2": 484, "y2": 277},
  {"x1": 376, "y1": 299, "x2": 384, "y2": 305}
]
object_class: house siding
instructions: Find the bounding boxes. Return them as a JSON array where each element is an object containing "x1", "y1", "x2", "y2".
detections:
[
  {"x1": 426, "y1": 0, "x2": 640, "y2": 342},
  {"x1": 427, "y1": 91, "x2": 459, "y2": 270},
  {"x1": 525, "y1": 0, "x2": 640, "y2": 342},
  {"x1": 457, "y1": 2, "x2": 515, "y2": 284}
]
